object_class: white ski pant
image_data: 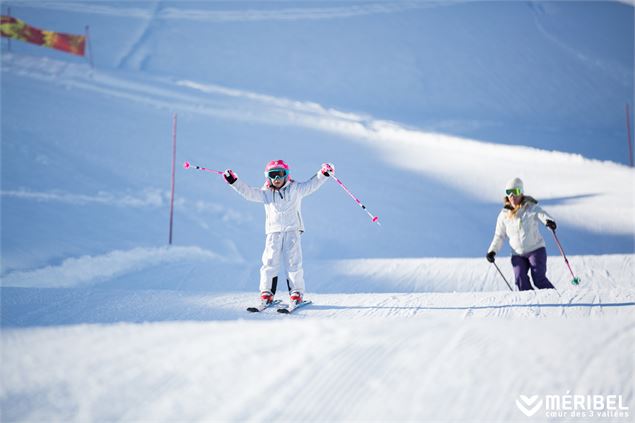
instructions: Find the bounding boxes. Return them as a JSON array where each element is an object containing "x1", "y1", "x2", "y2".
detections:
[{"x1": 260, "y1": 230, "x2": 304, "y2": 294}]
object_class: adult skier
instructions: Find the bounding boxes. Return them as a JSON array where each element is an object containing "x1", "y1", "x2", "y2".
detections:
[
  {"x1": 486, "y1": 177, "x2": 557, "y2": 291},
  {"x1": 223, "y1": 160, "x2": 335, "y2": 307}
]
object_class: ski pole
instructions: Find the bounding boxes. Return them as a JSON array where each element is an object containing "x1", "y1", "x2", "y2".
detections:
[
  {"x1": 331, "y1": 175, "x2": 380, "y2": 225},
  {"x1": 183, "y1": 161, "x2": 223, "y2": 175},
  {"x1": 550, "y1": 229, "x2": 581, "y2": 285},
  {"x1": 491, "y1": 261, "x2": 513, "y2": 291}
]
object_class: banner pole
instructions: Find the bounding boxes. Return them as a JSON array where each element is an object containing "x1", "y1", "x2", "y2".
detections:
[
  {"x1": 7, "y1": 7, "x2": 12, "y2": 52},
  {"x1": 168, "y1": 113, "x2": 177, "y2": 245},
  {"x1": 626, "y1": 103, "x2": 633, "y2": 167},
  {"x1": 85, "y1": 25, "x2": 94, "y2": 68}
]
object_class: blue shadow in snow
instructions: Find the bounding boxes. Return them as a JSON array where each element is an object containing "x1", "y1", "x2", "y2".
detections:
[
  {"x1": 2, "y1": 287, "x2": 633, "y2": 329},
  {"x1": 310, "y1": 302, "x2": 635, "y2": 312}
]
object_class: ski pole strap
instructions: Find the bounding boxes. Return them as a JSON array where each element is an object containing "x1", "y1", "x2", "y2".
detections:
[
  {"x1": 183, "y1": 161, "x2": 223, "y2": 175},
  {"x1": 331, "y1": 175, "x2": 380, "y2": 225}
]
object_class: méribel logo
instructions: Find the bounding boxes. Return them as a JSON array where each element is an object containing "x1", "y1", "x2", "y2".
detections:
[{"x1": 516, "y1": 394, "x2": 544, "y2": 417}]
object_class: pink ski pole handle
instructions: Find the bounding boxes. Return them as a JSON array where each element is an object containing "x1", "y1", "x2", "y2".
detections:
[
  {"x1": 331, "y1": 175, "x2": 380, "y2": 225},
  {"x1": 183, "y1": 161, "x2": 223, "y2": 175}
]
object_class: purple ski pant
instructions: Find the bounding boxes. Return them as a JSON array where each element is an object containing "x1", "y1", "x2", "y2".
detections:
[{"x1": 511, "y1": 247, "x2": 555, "y2": 291}]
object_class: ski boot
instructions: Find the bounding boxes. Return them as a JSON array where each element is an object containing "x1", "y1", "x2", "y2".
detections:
[
  {"x1": 260, "y1": 290, "x2": 274, "y2": 306},
  {"x1": 289, "y1": 290, "x2": 303, "y2": 306}
]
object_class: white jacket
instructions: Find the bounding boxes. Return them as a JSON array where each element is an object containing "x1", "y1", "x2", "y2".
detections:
[
  {"x1": 231, "y1": 171, "x2": 329, "y2": 234},
  {"x1": 488, "y1": 196, "x2": 554, "y2": 256}
]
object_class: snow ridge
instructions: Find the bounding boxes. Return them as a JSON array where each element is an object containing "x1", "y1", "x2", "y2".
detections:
[{"x1": 1, "y1": 246, "x2": 229, "y2": 288}]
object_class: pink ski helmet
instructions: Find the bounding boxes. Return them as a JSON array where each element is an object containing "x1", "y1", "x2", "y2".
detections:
[
  {"x1": 264, "y1": 159, "x2": 290, "y2": 187},
  {"x1": 265, "y1": 159, "x2": 290, "y2": 173}
]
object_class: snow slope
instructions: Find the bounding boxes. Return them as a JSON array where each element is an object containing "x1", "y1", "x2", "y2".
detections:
[
  {"x1": 2, "y1": 52, "x2": 633, "y2": 269},
  {"x1": 6, "y1": 0, "x2": 633, "y2": 162},
  {"x1": 1, "y1": 1, "x2": 634, "y2": 422}
]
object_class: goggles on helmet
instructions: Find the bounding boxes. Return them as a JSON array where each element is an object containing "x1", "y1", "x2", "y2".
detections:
[
  {"x1": 267, "y1": 168, "x2": 288, "y2": 180},
  {"x1": 506, "y1": 187, "x2": 522, "y2": 196}
]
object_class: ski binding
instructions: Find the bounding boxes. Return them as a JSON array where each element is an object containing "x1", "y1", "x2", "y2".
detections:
[
  {"x1": 277, "y1": 300, "x2": 312, "y2": 314},
  {"x1": 247, "y1": 299, "x2": 282, "y2": 313}
]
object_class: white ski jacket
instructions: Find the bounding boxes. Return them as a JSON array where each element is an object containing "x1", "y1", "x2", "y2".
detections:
[
  {"x1": 230, "y1": 171, "x2": 329, "y2": 234},
  {"x1": 488, "y1": 196, "x2": 554, "y2": 256}
]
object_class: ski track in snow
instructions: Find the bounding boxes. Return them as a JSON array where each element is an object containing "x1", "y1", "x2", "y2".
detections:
[{"x1": 114, "y1": 1, "x2": 160, "y2": 70}]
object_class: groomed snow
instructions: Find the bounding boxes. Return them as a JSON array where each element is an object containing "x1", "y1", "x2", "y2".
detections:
[{"x1": 2, "y1": 317, "x2": 633, "y2": 422}]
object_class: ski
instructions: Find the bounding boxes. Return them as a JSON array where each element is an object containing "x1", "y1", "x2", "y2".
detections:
[
  {"x1": 277, "y1": 300, "x2": 312, "y2": 314},
  {"x1": 246, "y1": 299, "x2": 281, "y2": 313}
]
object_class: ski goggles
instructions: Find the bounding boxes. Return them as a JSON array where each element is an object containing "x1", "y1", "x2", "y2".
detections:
[
  {"x1": 505, "y1": 187, "x2": 522, "y2": 196},
  {"x1": 266, "y1": 168, "x2": 288, "y2": 180}
]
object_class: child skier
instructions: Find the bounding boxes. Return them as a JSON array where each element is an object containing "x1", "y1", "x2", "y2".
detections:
[
  {"x1": 223, "y1": 160, "x2": 335, "y2": 307},
  {"x1": 486, "y1": 177, "x2": 557, "y2": 291}
]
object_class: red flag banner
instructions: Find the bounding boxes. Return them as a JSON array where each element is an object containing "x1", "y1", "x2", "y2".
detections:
[{"x1": 1, "y1": 15, "x2": 85, "y2": 56}]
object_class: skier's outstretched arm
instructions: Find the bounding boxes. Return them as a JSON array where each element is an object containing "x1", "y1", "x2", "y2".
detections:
[
  {"x1": 295, "y1": 163, "x2": 334, "y2": 197},
  {"x1": 224, "y1": 169, "x2": 265, "y2": 203}
]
